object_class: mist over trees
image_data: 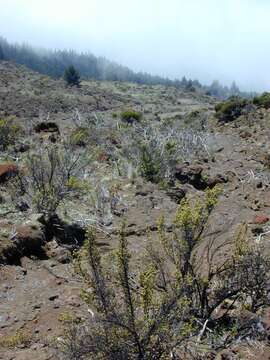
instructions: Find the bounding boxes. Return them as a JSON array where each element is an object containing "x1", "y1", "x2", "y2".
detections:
[
  {"x1": 0, "y1": 36, "x2": 254, "y2": 98},
  {"x1": 0, "y1": 44, "x2": 4, "y2": 60}
]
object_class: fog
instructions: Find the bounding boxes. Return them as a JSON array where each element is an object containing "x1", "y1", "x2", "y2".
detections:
[{"x1": 1, "y1": 0, "x2": 270, "y2": 91}]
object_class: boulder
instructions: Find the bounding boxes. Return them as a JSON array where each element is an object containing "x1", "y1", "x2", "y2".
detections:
[
  {"x1": 16, "y1": 222, "x2": 46, "y2": 255},
  {"x1": 0, "y1": 220, "x2": 46, "y2": 265},
  {"x1": 175, "y1": 163, "x2": 228, "y2": 190},
  {"x1": 0, "y1": 163, "x2": 18, "y2": 184},
  {"x1": 207, "y1": 174, "x2": 228, "y2": 188},
  {"x1": 175, "y1": 163, "x2": 205, "y2": 189},
  {"x1": 166, "y1": 186, "x2": 186, "y2": 203}
]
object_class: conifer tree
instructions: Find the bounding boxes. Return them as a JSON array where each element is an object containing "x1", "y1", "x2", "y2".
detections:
[
  {"x1": 63, "y1": 65, "x2": 81, "y2": 86},
  {"x1": 0, "y1": 45, "x2": 4, "y2": 60}
]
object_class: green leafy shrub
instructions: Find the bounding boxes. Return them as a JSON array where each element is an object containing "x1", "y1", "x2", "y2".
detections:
[
  {"x1": 139, "y1": 144, "x2": 161, "y2": 182},
  {"x1": 253, "y1": 92, "x2": 270, "y2": 109},
  {"x1": 121, "y1": 109, "x2": 142, "y2": 124},
  {"x1": 215, "y1": 96, "x2": 249, "y2": 122}
]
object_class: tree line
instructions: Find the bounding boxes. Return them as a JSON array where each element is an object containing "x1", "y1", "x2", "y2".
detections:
[{"x1": 0, "y1": 37, "x2": 254, "y2": 98}]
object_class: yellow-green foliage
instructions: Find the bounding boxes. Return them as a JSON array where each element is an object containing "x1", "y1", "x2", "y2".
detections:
[
  {"x1": 175, "y1": 198, "x2": 204, "y2": 232},
  {"x1": 233, "y1": 222, "x2": 249, "y2": 259},
  {"x1": 58, "y1": 311, "x2": 82, "y2": 325},
  {"x1": 253, "y1": 92, "x2": 270, "y2": 109},
  {"x1": 70, "y1": 127, "x2": 89, "y2": 146},
  {"x1": 215, "y1": 97, "x2": 248, "y2": 122},
  {"x1": 121, "y1": 109, "x2": 142, "y2": 123},
  {"x1": 0, "y1": 330, "x2": 31, "y2": 348},
  {"x1": 58, "y1": 311, "x2": 75, "y2": 323},
  {"x1": 139, "y1": 264, "x2": 157, "y2": 317},
  {"x1": 174, "y1": 187, "x2": 220, "y2": 231},
  {"x1": 67, "y1": 176, "x2": 90, "y2": 192},
  {"x1": 205, "y1": 186, "x2": 221, "y2": 212},
  {"x1": 0, "y1": 116, "x2": 22, "y2": 150},
  {"x1": 61, "y1": 185, "x2": 270, "y2": 359}
]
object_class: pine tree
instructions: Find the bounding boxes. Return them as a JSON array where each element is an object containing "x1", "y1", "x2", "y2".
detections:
[
  {"x1": 230, "y1": 81, "x2": 240, "y2": 96},
  {"x1": 0, "y1": 45, "x2": 4, "y2": 61},
  {"x1": 63, "y1": 65, "x2": 80, "y2": 86},
  {"x1": 181, "y1": 76, "x2": 188, "y2": 87}
]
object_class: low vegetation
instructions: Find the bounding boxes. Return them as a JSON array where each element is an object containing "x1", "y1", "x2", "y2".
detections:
[
  {"x1": 215, "y1": 96, "x2": 249, "y2": 122},
  {"x1": 253, "y1": 92, "x2": 270, "y2": 109},
  {"x1": 0, "y1": 330, "x2": 31, "y2": 348},
  {"x1": 10, "y1": 144, "x2": 89, "y2": 222},
  {"x1": 121, "y1": 110, "x2": 142, "y2": 124},
  {"x1": 0, "y1": 116, "x2": 23, "y2": 151},
  {"x1": 59, "y1": 188, "x2": 270, "y2": 359},
  {"x1": 118, "y1": 121, "x2": 213, "y2": 184},
  {"x1": 1, "y1": 60, "x2": 269, "y2": 359},
  {"x1": 70, "y1": 127, "x2": 90, "y2": 146}
]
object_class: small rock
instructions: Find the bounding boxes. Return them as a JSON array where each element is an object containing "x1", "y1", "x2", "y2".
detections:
[
  {"x1": 240, "y1": 130, "x2": 252, "y2": 139},
  {"x1": 67, "y1": 295, "x2": 81, "y2": 307},
  {"x1": 254, "y1": 215, "x2": 269, "y2": 225},
  {"x1": 14, "y1": 143, "x2": 30, "y2": 153},
  {"x1": 33, "y1": 303, "x2": 42, "y2": 309}
]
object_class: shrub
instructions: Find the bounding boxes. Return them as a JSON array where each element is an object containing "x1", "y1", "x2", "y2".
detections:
[
  {"x1": 121, "y1": 109, "x2": 142, "y2": 124},
  {"x1": 0, "y1": 116, "x2": 22, "y2": 150},
  {"x1": 70, "y1": 127, "x2": 89, "y2": 146},
  {"x1": 0, "y1": 330, "x2": 31, "y2": 348},
  {"x1": 253, "y1": 92, "x2": 270, "y2": 109},
  {"x1": 11, "y1": 144, "x2": 89, "y2": 222},
  {"x1": 118, "y1": 122, "x2": 213, "y2": 184},
  {"x1": 139, "y1": 144, "x2": 161, "y2": 182},
  {"x1": 59, "y1": 189, "x2": 270, "y2": 359},
  {"x1": 215, "y1": 96, "x2": 249, "y2": 122},
  {"x1": 64, "y1": 65, "x2": 81, "y2": 87}
]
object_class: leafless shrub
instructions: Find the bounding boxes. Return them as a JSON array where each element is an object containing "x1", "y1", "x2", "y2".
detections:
[
  {"x1": 10, "y1": 143, "x2": 90, "y2": 221},
  {"x1": 70, "y1": 110, "x2": 118, "y2": 151},
  {"x1": 117, "y1": 121, "x2": 216, "y2": 183},
  {"x1": 239, "y1": 169, "x2": 270, "y2": 189}
]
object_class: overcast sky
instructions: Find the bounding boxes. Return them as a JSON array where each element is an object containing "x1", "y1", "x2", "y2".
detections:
[{"x1": 1, "y1": 0, "x2": 270, "y2": 91}]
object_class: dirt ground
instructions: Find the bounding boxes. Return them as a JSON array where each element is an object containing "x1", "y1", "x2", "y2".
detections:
[{"x1": 1, "y1": 61, "x2": 270, "y2": 359}]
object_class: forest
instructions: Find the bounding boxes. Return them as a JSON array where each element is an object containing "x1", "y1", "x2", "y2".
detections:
[{"x1": 0, "y1": 37, "x2": 255, "y2": 99}]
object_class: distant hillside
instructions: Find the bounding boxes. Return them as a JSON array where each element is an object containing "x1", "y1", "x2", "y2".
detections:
[{"x1": 0, "y1": 36, "x2": 255, "y2": 98}]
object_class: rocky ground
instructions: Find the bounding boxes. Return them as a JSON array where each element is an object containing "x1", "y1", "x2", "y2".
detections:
[{"x1": 1, "y1": 61, "x2": 270, "y2": 359}]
